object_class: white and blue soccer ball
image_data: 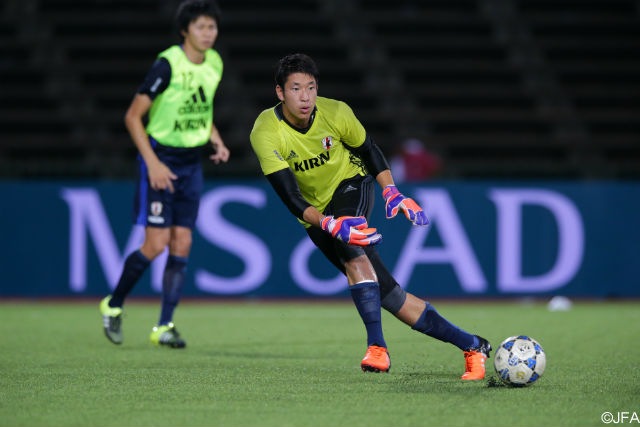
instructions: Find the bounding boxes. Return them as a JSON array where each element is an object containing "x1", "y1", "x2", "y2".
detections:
[{"x1": 493, "y1": 335, "x2": 546, "y2": 386}]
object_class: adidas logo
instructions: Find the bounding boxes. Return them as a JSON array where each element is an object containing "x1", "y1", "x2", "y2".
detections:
[
  {"x1": 343, "y1": 184, "x2": 357, "y2": 193},
  {"x1": 174, "y1": 85, "x2": 210, "y2": 132},
  {"x1": 286, "y1": 150, "x2": 299, "y2": 160},
  {"x1": 178, "y1": 85, "x2": 211, "y2": 115}
]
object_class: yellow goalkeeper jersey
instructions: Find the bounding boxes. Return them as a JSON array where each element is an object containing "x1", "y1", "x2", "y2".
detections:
[{"x1": 250, "y1": 96, "x2": 368, "y2": 225}]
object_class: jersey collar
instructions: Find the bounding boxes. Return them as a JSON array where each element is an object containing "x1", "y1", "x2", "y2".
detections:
[{"x1": 274, "y1": 103, "x2": 317, "y2": 134}]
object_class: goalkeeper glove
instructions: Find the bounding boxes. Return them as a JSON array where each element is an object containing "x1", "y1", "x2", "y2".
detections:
[
  {"x1": 321, "y1": 215, "x2": 382, "y2": 246},
  {"x1": 382, "y1": 185, "x2": 429, "y2": 226}
]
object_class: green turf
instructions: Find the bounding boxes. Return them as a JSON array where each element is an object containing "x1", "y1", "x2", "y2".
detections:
[{"x1": 0, "y1": 301, "x2": 638, "y2": 426}]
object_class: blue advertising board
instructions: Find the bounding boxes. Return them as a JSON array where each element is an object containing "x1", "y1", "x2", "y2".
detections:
[{"x1": 1, "y1": 180, "x2": 638, "y2": 297}]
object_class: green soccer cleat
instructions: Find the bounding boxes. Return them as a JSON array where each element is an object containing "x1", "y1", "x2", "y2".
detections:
[
  {"x1": 99, "y1": 295, "x2": 123, "y2": 345},
  {"x1": 150, "y1": 322, "x2": 186, "y2": 349}
]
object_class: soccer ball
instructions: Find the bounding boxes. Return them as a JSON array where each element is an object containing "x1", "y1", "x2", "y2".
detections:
[{"x1": 493, "y1": 335, "x2": 546, "y2": 386}]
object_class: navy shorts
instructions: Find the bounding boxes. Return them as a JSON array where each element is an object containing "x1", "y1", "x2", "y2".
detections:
[
  {"x1": 133, "y1": 138, "x2": 204, "y2": 229},
  {"x1": 306, "y1": 174, "x2": 402, "y2": 301}
]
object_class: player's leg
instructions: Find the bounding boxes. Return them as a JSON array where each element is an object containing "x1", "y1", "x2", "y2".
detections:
[
  {"x1": 150, "y1": 157, "x2": 201, "y2": 348},
  {"x1": 343, "y1": 253, "x2": 388, "y2": 367},
  {"x1": 114, "y1": 226, "x2": 171, "y2": 303},
  {"x1": 343, "y1": 253, "x2": 382, "y2": 339},
  {"x1": 309, "y1": 175, "x2": 390, "y2": 372},
  {"x1": 306, "y1": 227, "x2": 390, "y2": 372},
  {"x1": 109, "y1": 226, "x2": 172, "y2": 308},
  {"x1": 149, "y1": 226, "x2": 191, "y2": 348},
  {"x1": 364, "y1": 246, "x2": 478, "y2": 348},
  {"x1": 332, "y1": 175, "x2": 390, "y2": 371},
  {"x1": 330, "y1": 174, "x2": 490, "y2": 378},
  {"x1": 100, "y1": 155, "x2": 173, "y2": 345},
  {"x1": 100, "y1": 227, "x2": 170, "y2": 344},
  {"x1": 364, "y1": 245, "x2": 491, "y2": 379},
  {"x1": 159, "y1": 226, "x2": 191, "y2": 326}
]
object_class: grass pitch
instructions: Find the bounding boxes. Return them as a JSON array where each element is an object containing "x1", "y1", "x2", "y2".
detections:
[{"x1": 1, "y1": 300, "x2": 638, "y2": 426}]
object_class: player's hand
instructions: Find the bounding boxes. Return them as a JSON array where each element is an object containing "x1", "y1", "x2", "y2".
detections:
[
  {"x1": 147, "y1": 161, "x2": 178, "y2": 193},
  {"x1": 320, "y1": 215, "x2": 382, "y2": 246},
  {"x1": 382, "y1": 185, "x2": 429, "y2": 226},
  {"x1": 210, "y1": 139, "x2": 230, "y2": 164}
]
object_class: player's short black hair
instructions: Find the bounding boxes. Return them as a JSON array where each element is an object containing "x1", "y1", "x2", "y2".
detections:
[
  {"x1": 274, "y1": 54, "x2": 319, "y2": 88},
  {"x1": 176, "y1": 0, "x2": 220, "y2": 40}
]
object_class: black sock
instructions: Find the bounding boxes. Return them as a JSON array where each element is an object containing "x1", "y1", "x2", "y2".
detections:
[
  {"x1": 109, "y1": 250, "x2": 150, "y2": 308},
  {"x1": 158, "y1": 255, "x2": 188, "y2": 325},
  {"x1": 350, "y1": 281, "x2": 386, "y2": 348},
  {"x1": 412, "y1": 303, "x2": 478, "y2": 351}
]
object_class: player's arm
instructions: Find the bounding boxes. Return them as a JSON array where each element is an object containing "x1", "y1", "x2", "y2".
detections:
[
  {"x1": 209, "y1": 123, "x2": 229, "y2": 164},
  {"x1": 265, "y1": 168, "x2": 381, "y2": 246},
  {"x1": 265, "y1": 168, "x2": 312, "y2": 220},
  {"x1": 124, "y1": 94, "x2": 177, "y2": 193},
  {"x1": 338, "y1": 101, "x2": 427, "y2": 225},
  {"x1": 125, "y1": 58, "x2": 177, "y2": 192},
  {"x1": 348, "y1": 135, "x2": 429, "y2": 226}
]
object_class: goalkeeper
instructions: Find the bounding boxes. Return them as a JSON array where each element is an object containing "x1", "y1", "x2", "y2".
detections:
[{"x1": 250, "y1": 53, "x2": 491, "y2": 378}]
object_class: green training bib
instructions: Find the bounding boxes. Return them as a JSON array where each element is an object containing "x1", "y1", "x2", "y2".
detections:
[{"x1": 146, "y1": 45, "x2": 223, "y2": 147}]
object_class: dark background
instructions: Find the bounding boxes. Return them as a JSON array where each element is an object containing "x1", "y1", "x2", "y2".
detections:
[{"x1": 2, "y1": 0, "x2": 639, "y2": 180}]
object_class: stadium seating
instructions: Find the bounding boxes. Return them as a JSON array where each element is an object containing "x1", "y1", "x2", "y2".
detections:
[
  {"x1": 521, "y1": 0, "x2": 640, "y2": 177},
  {"x1": 1, "y1": 0, "x2": 638, "y2": 178}
]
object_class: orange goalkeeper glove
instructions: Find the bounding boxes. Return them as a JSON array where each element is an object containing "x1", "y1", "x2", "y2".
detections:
[
  {"x1": 382, "y1": 185, "x2": 429, "y2": 226},
  {"x1": 320, "y1": 215, "x2": 382, "y2": 246}
]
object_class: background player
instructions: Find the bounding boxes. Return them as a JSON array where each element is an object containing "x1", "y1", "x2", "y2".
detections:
[
  {"x1": 250, "y1": 53, "x2": 491, "y2": 378},
  {"x1": 99, "y1": 0, "x2": 229, "y2": 348}
]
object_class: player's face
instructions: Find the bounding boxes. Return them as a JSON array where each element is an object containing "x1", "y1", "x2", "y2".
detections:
[
  {"x1": 183, "y1": 15, "x2": 218, "y2": 52},
  {"x1": 276, "y1": 73, "x2": 318, "y2": 128}
]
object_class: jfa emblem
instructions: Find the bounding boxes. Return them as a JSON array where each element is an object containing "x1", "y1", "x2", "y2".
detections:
[
  {"x1": 321, "y1": 136, "x2": 333, "y2": 150},
  {"x1": 150, "y1": 201, "x2": 163, "y2": 216}
]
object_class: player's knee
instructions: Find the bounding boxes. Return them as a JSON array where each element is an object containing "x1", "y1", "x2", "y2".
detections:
[
  {"x1": 141, "y1": 232, "x2": 170, "y2": 259},
  {"x1": 381, "y1": 284, "x2": 407, "y2": 314},
  {"x1": 170, "y1": 233, "x2": 192, "y2": 256},
  {"x1": 344, "y1": 255, "x2": 377, "y2": 283},
  {"x1": 141, "y1": 242, "x2": 167, "y2": 260}
]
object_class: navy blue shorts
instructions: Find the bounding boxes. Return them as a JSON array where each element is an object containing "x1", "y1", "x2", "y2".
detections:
[
  {"x1": 133, "y1": 137, "x2": 204, "y2": 229},
  {"x1": 305, "y1": 174, "x2": 401, "y2": 301}
]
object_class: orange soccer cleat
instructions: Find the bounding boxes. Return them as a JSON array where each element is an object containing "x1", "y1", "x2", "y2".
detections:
[
  {"x1": 461, "y1": 335, "x2": 492, "y2": 380},
  {"x1": 361, "y1": 345, "x2": 391, "y2": 373}
]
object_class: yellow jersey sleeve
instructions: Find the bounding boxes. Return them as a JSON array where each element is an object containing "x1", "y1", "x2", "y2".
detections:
[
  {"x1": 250, "y1": 110, "x2": 290, "y2": 175},
  {"x1": 336, "y1": 101, "x2": 367, "y2": 149}
]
